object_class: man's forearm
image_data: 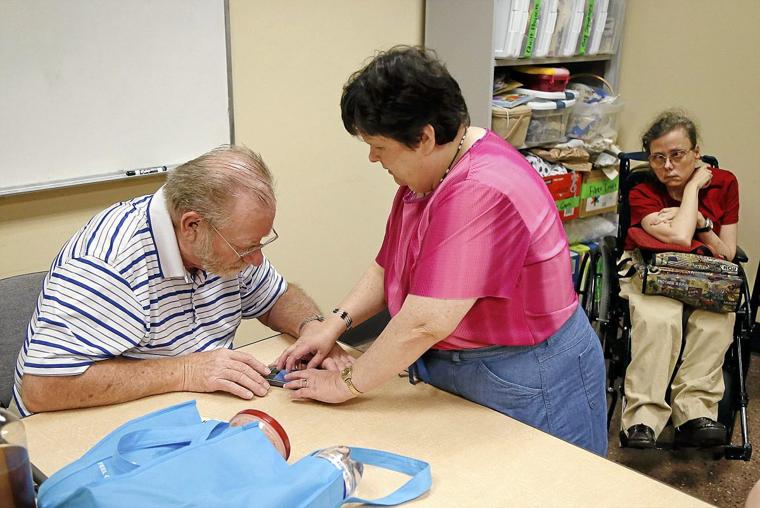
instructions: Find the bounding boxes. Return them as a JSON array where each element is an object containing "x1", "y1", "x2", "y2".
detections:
[
  {"x1": 21, "y1": 356, "x2": 186, "y2": 412},
  {"x1": 261, "y1": 283, "x2": 321, "y2": 337}
]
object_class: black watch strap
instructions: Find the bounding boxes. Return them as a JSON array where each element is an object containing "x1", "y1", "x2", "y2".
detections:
[{"x1": 695, "y1": 217, "x2": 713, "y2": 234}]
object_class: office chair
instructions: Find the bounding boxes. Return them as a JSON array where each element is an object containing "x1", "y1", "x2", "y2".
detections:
[{"x1": 0, "y1": 271, "x2": 46, "y2": 408}]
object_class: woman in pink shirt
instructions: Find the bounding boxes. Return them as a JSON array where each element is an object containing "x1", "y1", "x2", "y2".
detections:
[{"x1": 278, "y1": 46, "x2": 607, "y2": 455}]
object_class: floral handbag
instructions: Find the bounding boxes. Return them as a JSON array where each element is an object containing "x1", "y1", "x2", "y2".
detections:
[{"x1": 630, "y1": 250, "x2": 742, "y2": 313}]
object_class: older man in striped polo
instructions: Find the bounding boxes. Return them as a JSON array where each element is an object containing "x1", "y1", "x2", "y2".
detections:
[{"x1": 12, "y1": 145, "x2": 343, "y2": 415}]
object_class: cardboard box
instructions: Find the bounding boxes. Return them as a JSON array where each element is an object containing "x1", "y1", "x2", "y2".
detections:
[
  {"x1": 579, "y1": 168, "x2": 619, "y2": 218},
  {"x1": 543, "y1": 171, "x2": 581, "y2": 222}
]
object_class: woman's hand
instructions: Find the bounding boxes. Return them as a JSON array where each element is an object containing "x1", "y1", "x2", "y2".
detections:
[
  {"x1": 321, "y1": 344, "x2": 355, "y2": 372},
  {"x1": 275, "y1": 320, "x2": 342, "y2": 371},
  {"x1": 687, "y1": 166, "x2": 713, "y2": 190},
  {"x1": 283, "y1": 367, "x2": 354, "y2": 403},
  {"x1": 651, "y1": 207, "x2": 679, "y2": 225},
  {"x1": 695, "y1": 211, "x2": 707, "y2": 229}
]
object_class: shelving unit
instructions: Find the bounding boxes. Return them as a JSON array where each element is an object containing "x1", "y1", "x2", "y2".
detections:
[{"x1": 424, "y1": 0, "x2": 625, "y2": 128}]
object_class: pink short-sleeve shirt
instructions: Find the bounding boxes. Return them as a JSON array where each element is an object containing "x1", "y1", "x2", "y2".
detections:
[{"x1": 376, "y1": 131, "x2": 578, "y2": 349}]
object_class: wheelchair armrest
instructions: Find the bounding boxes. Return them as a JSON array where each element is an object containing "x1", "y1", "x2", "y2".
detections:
[{"x1": 733, "y1": 245, "x2": 748, "y2": 264}]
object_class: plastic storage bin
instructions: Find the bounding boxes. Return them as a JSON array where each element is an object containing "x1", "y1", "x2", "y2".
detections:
[
  {"x1": 512, "y1": 66, "x2": 570, "y2": 92},
  {"x1": 493, "y1": 0, "x2": 530, "y2": 59},
  {"x1": 566, "y1": 98, "x2": 623, "y2": 142},
  {"x1": 491, "y1": 104, "x2": 532, "y2": 148},
  {"x1": 565, "y1": 79, "x2": 623, "y2": 142},
  {"x1": 524, "y1": 95, "x2": 576, "y2": 147}
]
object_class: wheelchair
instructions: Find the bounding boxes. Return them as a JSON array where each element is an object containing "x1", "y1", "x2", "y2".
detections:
[{"x1": 577, "y1": 151, "x2": 759, "y2": 461}]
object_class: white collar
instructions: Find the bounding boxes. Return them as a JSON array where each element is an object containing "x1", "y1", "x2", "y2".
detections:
[{"x1": 148, "y1": 186, "x2": 193, "y2": 282}]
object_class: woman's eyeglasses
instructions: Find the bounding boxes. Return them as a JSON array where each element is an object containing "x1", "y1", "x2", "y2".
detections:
[{"x1": 648, "y1": 149, "x2": 692, "y2": 168}]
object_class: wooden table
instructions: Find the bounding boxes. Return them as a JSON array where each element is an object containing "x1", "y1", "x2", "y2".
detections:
[{"x1": 23, "y1": 336, "x2": 708, "y2": 507}]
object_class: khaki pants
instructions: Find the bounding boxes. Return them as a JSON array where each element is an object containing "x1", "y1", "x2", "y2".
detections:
[{"x1": 619, "y1": 276, "x2": 734, "y2": 437}]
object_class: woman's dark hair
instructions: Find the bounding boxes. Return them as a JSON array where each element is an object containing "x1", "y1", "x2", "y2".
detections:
[
  {"x1": 340, "y1": 45, "x2": 470, "y2": 148},
  {"x1": 641, "y1": 109, "x2": 699, "y2": 153}
]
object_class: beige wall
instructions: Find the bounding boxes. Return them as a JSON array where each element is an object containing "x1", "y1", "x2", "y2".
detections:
[
  {"x1": 617, "y1": 0, "x2": 760, "y2": 283},
  {"x1": 0, "y1": 177, "x2": 166, "y2": 278},
  {"x1": 228, "y1": 0, "x2": 423, "y2": 339},
  {"x1": 0, "y1": 1, "x2": 423, "y2": 341}
]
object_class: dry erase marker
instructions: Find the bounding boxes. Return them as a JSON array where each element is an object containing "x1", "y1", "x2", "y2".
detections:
[{"x1": 125, "y1": 166, "x2": 168, "y2": 177}]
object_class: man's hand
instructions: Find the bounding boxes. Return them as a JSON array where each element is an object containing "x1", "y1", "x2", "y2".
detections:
[
  {"x1": 182, "y1": 349, "x2": 271, "y2": 399},
  {"x1": 276, "y1": 320, "x2": 342, "y2": 371}
]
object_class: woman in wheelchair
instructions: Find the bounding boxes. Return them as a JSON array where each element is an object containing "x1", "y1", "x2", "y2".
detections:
[{"x1": 619, "y1": 110, "x2": 739, "y2": 449}]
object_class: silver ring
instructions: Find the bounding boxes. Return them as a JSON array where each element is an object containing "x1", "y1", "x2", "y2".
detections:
[{"x1": 301, "y1": 378, "x2": 307, "y2": 388}]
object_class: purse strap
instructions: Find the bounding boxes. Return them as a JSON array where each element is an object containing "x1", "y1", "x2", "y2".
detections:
[{"x1": 343, "y1": 447, "x2": 431, "y2": 506}]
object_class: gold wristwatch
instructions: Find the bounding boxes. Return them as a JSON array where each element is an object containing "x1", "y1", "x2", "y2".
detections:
[{"x1": 340, "y1": 366, "x2": 363, "y2": 396}]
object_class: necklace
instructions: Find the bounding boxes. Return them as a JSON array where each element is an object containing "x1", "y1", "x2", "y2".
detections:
[{"x1": 439, "y1": 127, "x2": 468, "y2": 184}]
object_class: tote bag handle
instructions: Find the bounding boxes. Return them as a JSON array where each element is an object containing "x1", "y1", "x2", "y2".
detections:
[
  {"x1": 344, "y1": 447, "x2": 431, "y2": 506},
  {"x1": 113, "y1": 420, "x2": 229, "y2": 473}
]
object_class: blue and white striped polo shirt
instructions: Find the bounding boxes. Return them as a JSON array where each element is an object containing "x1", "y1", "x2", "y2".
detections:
[{"x1": 13, "y1": 187, "x2": 287, "y2": 415}]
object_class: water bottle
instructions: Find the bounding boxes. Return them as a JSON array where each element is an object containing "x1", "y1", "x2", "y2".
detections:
[
  {"x1": 313, "y1": 446, "x2": 364, "y2": 498},
  {"x1": 0, "y1": 408, "x2": 36, "y2": 508}
]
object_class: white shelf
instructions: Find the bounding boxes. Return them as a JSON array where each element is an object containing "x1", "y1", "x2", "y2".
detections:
[
  {"x1": 495, "y1": 54, "x2": 613, "y2": 67},
  {"x1": 425, "y1": 0, "x2": 625, "y2": 128}
]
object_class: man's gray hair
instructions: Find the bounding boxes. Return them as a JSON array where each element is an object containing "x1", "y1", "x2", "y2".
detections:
[{"x1": 164, "y1": 145, "x2": 276, "y2": 227}]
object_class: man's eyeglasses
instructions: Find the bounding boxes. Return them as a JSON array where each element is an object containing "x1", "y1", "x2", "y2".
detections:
[
  {"x1": 648, "y1": 149, "x2": 692, "y2": 168},
  {"x1": 207, "y1": 221, "x2": 279, "y2": 259}
]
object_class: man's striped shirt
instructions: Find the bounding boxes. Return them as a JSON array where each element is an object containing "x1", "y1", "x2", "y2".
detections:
[{"x1": 13, "y1": 188, "x2": 287, "y2": 415}]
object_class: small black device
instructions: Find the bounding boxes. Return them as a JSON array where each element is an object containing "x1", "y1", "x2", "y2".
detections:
[{"x1": 265, "y1": 367, "x2": 288, "y2": 388}]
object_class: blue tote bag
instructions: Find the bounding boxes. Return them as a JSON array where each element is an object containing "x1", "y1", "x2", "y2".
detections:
[{"x1": 37, "y1": 401, "x2": 431, "y2": 507}]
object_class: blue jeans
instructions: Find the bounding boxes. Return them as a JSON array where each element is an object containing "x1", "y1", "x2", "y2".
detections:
[{"x1": 414, "y1": 306, "x2": 607, "y2": 456}]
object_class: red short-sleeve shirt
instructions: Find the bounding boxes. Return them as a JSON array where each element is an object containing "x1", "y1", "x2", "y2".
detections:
[{"x1": 624, "y1": 166, "x2": 739, "y2": 250}]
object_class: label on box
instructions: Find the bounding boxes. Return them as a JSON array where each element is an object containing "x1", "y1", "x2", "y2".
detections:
[
  {"x1": 578, "y1": 0, "x2": 596, "y2": 55},
  {"x1": 584, "y1": 191, "x2": 618, "y2": 212},
  {"x1": 581, "y1": 175, "x2": 619, "y2": 199},
  {"x1": 579, "y1": 171, "x2": 619, "y2": 218},
  {"x1": 544, "y1": 172, "x2": 581, "y2": 222},
  {"x1": 521, "y1": 0, "x2": 541, "y2": 57}
]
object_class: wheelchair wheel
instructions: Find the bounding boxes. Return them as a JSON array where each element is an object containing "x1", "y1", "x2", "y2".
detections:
[{"x1": 578, "y1": 237, "x2": 622, "y2": 429}]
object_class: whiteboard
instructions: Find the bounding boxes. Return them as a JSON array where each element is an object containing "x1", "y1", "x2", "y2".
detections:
[{"x1": 0, "y1": 0, "x2": 232, "y2": 196}]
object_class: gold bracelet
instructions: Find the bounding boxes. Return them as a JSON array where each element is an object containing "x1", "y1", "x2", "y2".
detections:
[{"x1": 340, "y1": 366, "x2": 363, "y2": 396}]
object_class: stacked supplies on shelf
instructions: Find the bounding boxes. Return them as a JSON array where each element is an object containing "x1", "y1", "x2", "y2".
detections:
[
  {"x1": 493, "y1": 0, "x2": 626, "y2": 59},
  {"x1": 507, "y1": 67, "x2": 578, "y2": 148},
  {"x1": 565, "y1": 77, "x2": 623, "y2": 143},
  {"x1": 492, "y1": 0, "x2": 561, "y2": 59},
  {"x1": 549, "y1": 0, "x2": 609, "y2": 56},
  {"x1": 491, "y1": 74, "x2": 533, "y2": 147},
  {"x1": 521, "y1": 141, "x2": 620, "y2": 224},
  {"x1": 523, "y1": 151, "x2": 582, "y2": 222}
]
